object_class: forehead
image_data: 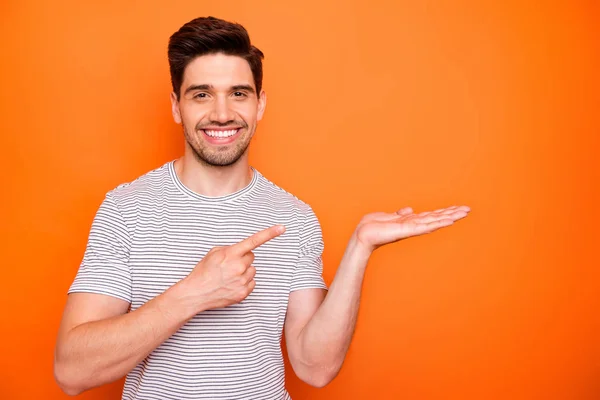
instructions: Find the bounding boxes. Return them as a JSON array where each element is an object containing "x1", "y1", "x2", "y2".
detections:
[{"x1": 182, "y1": 53, "x2": 254, "y2": 89}]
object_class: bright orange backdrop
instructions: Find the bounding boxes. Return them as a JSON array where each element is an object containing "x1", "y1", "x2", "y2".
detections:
[{"x1": 0, "y1": 1, "x2": 598, "y2": 399}]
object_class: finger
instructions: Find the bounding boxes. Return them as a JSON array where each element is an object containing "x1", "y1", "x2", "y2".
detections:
[
  {"x1": 418, "y1": 209, "x2": 446, "y2": 217},
  {"x1": 230, "y1": 225, "x2": 286, "y2": 256},
  {"x1": 432, "y1": 205, "x2": 459, "y2": 213},
  {"x1": 440, "y1": 209, "x2": 469, "y2": 221},
  {"x1": 413, "y1": 210, "x2": 468, "y2": 224},
  {"x1": 418, "y1": 206, "x2": 469, "y2": 220},
  {"x1": 449, "y1": 209, "x2": 469, "y2": 220},
  {"x1": 208, "y1": 245, "x2": 226, "y2": 253},
  {"x1": 412, "y1": 214, "x2": 443, "y2": 224},
  {"x1": 407, "y1": 218, "x2": 454, "y2": 236},
  {"x1": 246, "y1": 279, "x2": 256, "y2": 293},
  {"x1": 421, "y1": 205, "x2": 470, "y2": 216},
  {"x1": 241, "y1": 265, "x2": 256, "y2": 284},
  {"x1": 424, "y1": 218, "x2": 454, "y2": 231},
  {"x1": 240, "y1": 251, "x2": 255, "y2": 266},
  {"x1": 437, "y1": 206, "x2": 470, "y2": 215}
]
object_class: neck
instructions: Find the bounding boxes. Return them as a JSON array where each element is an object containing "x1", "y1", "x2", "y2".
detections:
[{"x1": 174, "y1": 151, "x2": 253, "y2": 198}]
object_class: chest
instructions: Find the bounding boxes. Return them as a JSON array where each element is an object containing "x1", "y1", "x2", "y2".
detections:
[{"x1": 126, "y1": 205, "x2": 301, "y2": 310}]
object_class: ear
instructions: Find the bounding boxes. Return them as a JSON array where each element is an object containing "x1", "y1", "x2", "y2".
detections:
[
  {"x1": 170, "y1": 92, "x2": 182, "y2": 124},
  {"x1": 257, "y1": 90, "x2": 267, "y2": 122}
]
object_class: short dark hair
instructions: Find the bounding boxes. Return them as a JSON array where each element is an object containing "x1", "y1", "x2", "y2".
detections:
[{"x1": 168, "y1": 16, "x2": 264, "y2": 100}]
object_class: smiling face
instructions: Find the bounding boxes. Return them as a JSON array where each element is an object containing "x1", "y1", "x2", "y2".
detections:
[{"x1": 170, "y1": 53, "x2": 266, "y2": 167}]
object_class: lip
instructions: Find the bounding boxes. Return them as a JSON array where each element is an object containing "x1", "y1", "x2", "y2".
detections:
[{"x1": 200, "y1": 127, "x2": 243, "y2": 145}]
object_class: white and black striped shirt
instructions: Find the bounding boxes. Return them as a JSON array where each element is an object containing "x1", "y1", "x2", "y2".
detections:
[{"x1": 68, "y1": 160, "x2": 328, "y2": 400}]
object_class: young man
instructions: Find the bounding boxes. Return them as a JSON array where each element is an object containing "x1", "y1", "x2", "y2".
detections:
[{"x1": 54, "y1": 16, "x2": 469, "y2": 399}]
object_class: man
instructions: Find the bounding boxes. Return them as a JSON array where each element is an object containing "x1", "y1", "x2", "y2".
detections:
[{"x1": 54, "y1": 16, "x2": 469, "y2": 399}]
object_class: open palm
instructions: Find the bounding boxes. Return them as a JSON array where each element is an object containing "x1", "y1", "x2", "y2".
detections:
[{"x1": 355, "y1": 205, "x2": 470, "y2": 252}]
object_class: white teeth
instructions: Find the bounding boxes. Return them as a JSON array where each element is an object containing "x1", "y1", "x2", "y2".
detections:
[{"x1": 204, "y1": 129, "x2": 238, "y2": 138}]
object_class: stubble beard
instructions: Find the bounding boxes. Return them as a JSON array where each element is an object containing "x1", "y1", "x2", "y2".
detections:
[{"x1": 183, "y1": 122, "x2": 252, "y2": 167}]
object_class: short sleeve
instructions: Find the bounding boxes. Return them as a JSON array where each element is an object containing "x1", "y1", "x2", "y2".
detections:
[
  {"x1": 290, "y1": 206, "x2": 328, "y2": 292},
  {"x1": 68, "y1": 193, "x2": 132, "y2": 302}
]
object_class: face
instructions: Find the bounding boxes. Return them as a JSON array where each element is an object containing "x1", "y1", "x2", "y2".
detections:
[{"x1": 170, "y1": 53, "x2": 266, "y2": 167}]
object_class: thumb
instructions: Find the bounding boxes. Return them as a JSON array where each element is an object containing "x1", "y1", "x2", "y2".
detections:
[{"x1": 395, "y1": 207, "x2": 413, "y2": 215}]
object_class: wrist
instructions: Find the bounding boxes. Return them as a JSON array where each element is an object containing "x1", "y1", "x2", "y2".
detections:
[
  {"x1": 161, "y1": 278, "x2": 207, "y2": 322},
  {"x1": 346, "y1": 234, "x2": 373, "y2": 266}
]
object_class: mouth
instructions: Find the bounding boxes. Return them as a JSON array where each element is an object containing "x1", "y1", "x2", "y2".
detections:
[{"x1": 200, "y1": 128, "x2": 243, "y2": 145}]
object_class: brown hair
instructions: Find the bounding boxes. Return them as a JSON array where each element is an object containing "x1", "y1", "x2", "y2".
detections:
[{"x1": 168, "y1": 16, "x2": 264, "y2": 100}]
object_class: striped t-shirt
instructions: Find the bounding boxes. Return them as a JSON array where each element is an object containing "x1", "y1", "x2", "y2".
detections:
[{"x1": 68, "y1": 160, "x2": 328, "y2": 400}]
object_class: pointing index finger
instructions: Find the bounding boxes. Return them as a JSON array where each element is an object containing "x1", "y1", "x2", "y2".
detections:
[{"x1": 229, "y1": 225, "x2": 286, "y2": 255}]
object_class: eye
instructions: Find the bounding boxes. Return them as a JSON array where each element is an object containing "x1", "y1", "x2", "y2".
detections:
[
  {"x1": 233, "y1": 91, "x2": 247, "y2": 97},
  {"x1": 194, "y1": 92, "x2": 208, "y2": 99}
]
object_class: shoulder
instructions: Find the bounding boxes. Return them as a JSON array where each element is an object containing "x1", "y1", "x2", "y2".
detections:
[
  {"x1": 104, "y1": 161, "x2": 173, "y2": 206},
  {"x1": 253, "y1": 169, "x2": 317, "y2": 219}
]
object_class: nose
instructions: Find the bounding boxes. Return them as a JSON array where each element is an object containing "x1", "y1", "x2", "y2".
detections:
[{"x1": 209, "y1": 96, "x2": 235, "y2": 124}]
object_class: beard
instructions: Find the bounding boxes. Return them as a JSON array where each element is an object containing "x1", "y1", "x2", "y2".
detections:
[{"x1": 183, "y1": 120, "x2": 252, "y2": 167}]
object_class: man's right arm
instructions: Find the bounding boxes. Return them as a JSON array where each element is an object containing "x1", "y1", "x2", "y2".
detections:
[
  {"x1": 53, "y1": 278, "x2": 199, "y2": 396},
  {"x1": 53, "y1": 224, "x2": 285, "y2": 396}
]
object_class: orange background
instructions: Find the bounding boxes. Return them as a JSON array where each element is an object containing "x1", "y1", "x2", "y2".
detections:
[{"x1": 1, "y1": 1, "x2": 598, "y2": 399}]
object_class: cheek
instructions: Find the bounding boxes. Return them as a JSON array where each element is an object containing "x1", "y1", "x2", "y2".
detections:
[
  {"x1": 237, "y1": 106, "x2": 259, "y2": 125},
  {"x1": 181, "y1": 108, "x2": 205, "y2": 129}
]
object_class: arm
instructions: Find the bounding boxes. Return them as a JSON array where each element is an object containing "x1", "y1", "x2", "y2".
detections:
[
  {"x1": 54, "y1": 281, "x2": 199, "y2": 395},
  {"x1": 284, "y1": 236, "x2": 370, "y2": 387},
  {"x1": 285, "y1": 205, "x2": 470, "y2": 387},
  {"x1": 54, "y1": 224, "x2": 285, "y2": 396}
]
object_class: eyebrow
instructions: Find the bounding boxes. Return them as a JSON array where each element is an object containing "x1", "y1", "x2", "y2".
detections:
[
  {"x1": 231, "y1": 84, "x2": 256, "y2": 94},
  {"x1": 184, "y1": 84, "x2": 212, "y2": 94},
  {"x1": 184, "y1": 84, "x2": 256, "y2": 95}
]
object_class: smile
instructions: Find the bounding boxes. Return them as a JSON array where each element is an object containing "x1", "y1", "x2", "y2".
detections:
[{"x1": 203, "y1": 129, "x2": 240, "y2": 138}]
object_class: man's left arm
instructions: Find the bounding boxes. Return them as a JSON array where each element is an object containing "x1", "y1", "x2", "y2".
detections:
[
  {"x1": 284, "y1": 205, "x2": 470, "y2": 387},
  {"x1": 284, "y1": 234, "x2": 370, "y2": 387}
]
